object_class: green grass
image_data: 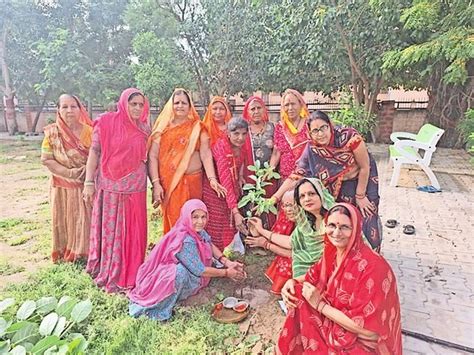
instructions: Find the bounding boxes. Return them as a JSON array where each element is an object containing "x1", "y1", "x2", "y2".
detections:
[
  {"x1": 1, "y1": 264, "x2": 242, "y2": 354},
  {"x1": 7, "y1": 234, "x2": 31, "y2": 246},
  {"x1": 0, "y1": 259, "x2": 26, "y2": 276}
]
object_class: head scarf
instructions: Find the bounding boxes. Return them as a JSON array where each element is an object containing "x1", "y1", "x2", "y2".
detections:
[
  {"x1": 149, "y1": 88, "x2": 200, "y2": 145},
  {"x1": 242, "y1": 96, "x2": 269, "y2": 122},
  {"x1": 96, "y1": 88, "x2": 150, "y2": 181},
  {"x1": 129, "y1": 199, "x2": 213, "y2": 307},
  {"x1": 280, "y1": 89, "x2": 309, "y2": 135},
  {"x1": 202, "y1": 96, "x2": 231, "y2": 147},
  {"x1": 56, "y1": 95, "x2": 93, "y2": 157}
]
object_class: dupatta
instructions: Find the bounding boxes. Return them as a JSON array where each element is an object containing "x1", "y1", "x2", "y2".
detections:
[
  {"x1": 95, "y1": 88, "x2": 150, "y2": 181},
  {"x1": 149, "y1": 88, "x2": 202, "y2": 205},
  {"x1": 202, "y1": 96, "x2": 231, "y2": 147},
  {"x1": 305, "y1": 203, "x2": 402, "y2": 353},
  {"x1": 128, "y1": 199, "x2": 213, "y2": 307}
]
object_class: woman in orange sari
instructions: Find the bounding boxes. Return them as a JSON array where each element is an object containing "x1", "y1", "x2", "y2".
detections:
[
  {"x1": 148, "y1": 89, "x2": 225, "y2": 234},
  {"x1": 41, "y1": 94, "x2": 93, "y2": 262}
]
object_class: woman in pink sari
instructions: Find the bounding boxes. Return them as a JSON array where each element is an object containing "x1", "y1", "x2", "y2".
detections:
[
  {"x1": 278, "y1": 203, "x2": 402, "y2": 354},
  {"x1": 83, "y1": 88, "x2": 150, "y2": 293},
  {"x1": 270, "y1": 89, "x2": 310, "y2": 182},
  {"x1": 128, "y1": 199, "x2": 246, "y2": 321}
]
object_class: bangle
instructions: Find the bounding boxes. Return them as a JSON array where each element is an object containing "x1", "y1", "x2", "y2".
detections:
[
  {"x1": 264, "y1": 241, "x2": 270, "y2": 250},
  {"x1": 269, "y1": 232, "x2": 274, "y2": 242},
  {"x1": 68, "y1": 169, "x2": 73, "y2": 178},
  {"x1": 272, "y1": 195, "x2": 280, "y2": 203},
  {"x1": 224, "y1": 269, "x2": 228, "y2": 278},
  {"x1": 320, "y1": 302, "x2": 327, "y2": 313},
  {"x1": 151, "y1": 178, "x2": 160, "y2": 185},
  {"x1": 208, "y1": 176, "x2": 217, "y2": 181},
  {"x1": 218, "y1": 255, "x2": 225, "y2": 263},
  {"x1": 355, "y1": 193, "x2": 366, "y2": 199},
  {"x1": 84, "y1": 181, "x2": 94, "y2": 186}
]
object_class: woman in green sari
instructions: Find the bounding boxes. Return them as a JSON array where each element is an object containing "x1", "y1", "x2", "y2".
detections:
[{"x1": 291, "y1": 178, "x2": 334, "y2": 278}]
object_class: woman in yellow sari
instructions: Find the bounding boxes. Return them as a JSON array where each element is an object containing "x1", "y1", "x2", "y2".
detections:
[
  {"x1": 41, "y1": 94, "x2": 93, "y2": 262},
  {"x1": 148, "y1": 89, "x2": 226, "y2": 234}
]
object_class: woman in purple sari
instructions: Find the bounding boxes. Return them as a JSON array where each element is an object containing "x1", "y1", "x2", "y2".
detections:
[{"x1": 295, "y1": 110, "x2": 382, "y2": 250}]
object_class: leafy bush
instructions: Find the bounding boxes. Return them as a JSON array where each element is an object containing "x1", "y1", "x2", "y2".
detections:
[
  {"x1": 0, "y1": 296, "x2": 91, "y2": 354},
  {"x1": 457, "y1": 108, "x2": 474, "y2": 154},
  {"x1": 331, "y1": 96, "x2": 377, "y2": 138}
]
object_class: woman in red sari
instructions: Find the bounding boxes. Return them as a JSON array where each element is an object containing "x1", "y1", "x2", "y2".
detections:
[
  {"x1": 270, "y1": 89, "x2": 310, "y2": 182},
  {"x1": 41, "y1": 94, "x2": 93, "y2": 263},
  {"x1": 201, "y1": 97, "x2": 234, "y2": 250},
  {"x1": 83, "y1": 88, "x2": 150, "y2": 293},
  {"x1": 278, "y1": 203, "x2": 402, "y2": 354},
  {"x1": 208, "y1": 117, "x2": 250, "y2": 250}
]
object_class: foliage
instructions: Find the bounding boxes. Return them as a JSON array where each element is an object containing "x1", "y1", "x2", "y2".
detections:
[
  {"x1": 238, "y1": 160, "x2": 280, "y2": 217},
  {"x1": 379, "y1": 0, "x2": 473, "y2": 146},
  {"x1": 1, "y1": 264, "x2": 241, "y2": 353},
  {"x1": 330, "y1": 95, "x2": 377, "y2": 138},
  {"x1": 458, "y1": 109, "x2": 474, "y2": 154},
  {"x1": 0, "y1": 295, "x2": 91, "y2": 354}
]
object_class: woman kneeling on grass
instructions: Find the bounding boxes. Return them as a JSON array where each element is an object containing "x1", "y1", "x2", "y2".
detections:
[{"x1": 128, "y1": 199, "x2": 246, "y2": 321}]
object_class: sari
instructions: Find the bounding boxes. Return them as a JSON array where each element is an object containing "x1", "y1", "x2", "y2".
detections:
[
  {"x1": 242, "y1": 96, "x2": 277, "y2": 228},
  {"x1": 149, "y1": 88, "x2": 203, "y2": 234},
  {"x1": 208, "y1": 135, "x2": 248, "y2": 250},
  {"x1": 278, "y1": 203, "x2": 402, "y2": 354},
  {"x1": 292, "y1": 178, "x2": 335, "y2": 278},
  {"x1": 128, "y1": 199, "x2": 213, "y2": 320},
  {"x1": 296, "y1": 123, "x2": 382, "y2": 249},
  {"x1": 274, "y1": 89, "x2": 310, "y2": 180},
  {"x1": 201, "y1": 97, "x2": 235, "y2": 250},
  {"x1": 264, "y1": 210, "x2": 295, "y2": 295},
  {"x1": 86, "y1": 88, "x2": 150, "y2": 293},
  {"x1": 41, "y1": 97, "x2": 93, "y2": 262}
]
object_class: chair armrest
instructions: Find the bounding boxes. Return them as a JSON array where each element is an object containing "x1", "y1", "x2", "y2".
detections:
[
  {"x1": 390, "y1": 132, "x2": 417, "y2": 143},
  {"x1": 395, "y1": 139, "x2": 434, "y2": 152}
]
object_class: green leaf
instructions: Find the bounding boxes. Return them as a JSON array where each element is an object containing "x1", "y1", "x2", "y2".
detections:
[
  {"x1": 0, "y1": 340, "x2": 11, "y2": 353},
  {"x1": 70, "y1": 300, "x2": 92, "y2": 323},
  {"x1": 39, "y1": 312, "x2": 59, "y2": 336},
  {"x1": 16, "y1": 300, "x2": 36, "y2": 321},
  {"x1": 0, "y1": 298, "x2": 15, "y2": 313},
  {"x1": 242, "y1": 183, "x2": 255, "y2": 191},
  {"x1": 36, "y1": 297, "x2": 58, "y2": 315},
  {"x1": 68, "y1": 333, "x2": 88, "y2": 353},
  {"x1": 10, "y1": 345, "x2": 26, "y2": 355},
  {"x1": 0, "y1": 317, "x2": 12, "y2": 337},
  {"x1": 248, "y1": 175, "x2": 257, "y2": 182},
  {"x1": 246, "y1": 165, "x2": 257, "y2": 172},
  {"x1": 11, "y1": 322, "x2": 38, "y2": 345},
  {"x1": 56, "y1": 299, "x2": 77, "y2": 319},
  {"x1": 56, "y1": 297, "x2": 72, "y2": 308},
  {"x1": 6, "y1": 321, "x2": 30, "y2": 334},
  {"x1": 269, "y1": 205, "x2": 278, "y2": 215},
  {"x1": 52, "y1": 317, "x2": 67, "y2": 337},
  {"x1": 30, "y1": 335, "x2": 61, "y2": 354}
]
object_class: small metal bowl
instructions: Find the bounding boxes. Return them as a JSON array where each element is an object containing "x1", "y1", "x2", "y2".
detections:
[
  {"x1": 222, "y1": 297, "x2": 238, "y2": 309},
  {"x1": 233, "y1": 300, "x2": 249, "y2": 313}
]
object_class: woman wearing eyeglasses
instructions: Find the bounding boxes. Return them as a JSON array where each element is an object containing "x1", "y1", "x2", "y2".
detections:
[
  {"x1": 278, "y1": 203, "x2": 402, "y2": 354},
  {"x1": 295, "y1": 110, "x2": 382, "y2": 250}
]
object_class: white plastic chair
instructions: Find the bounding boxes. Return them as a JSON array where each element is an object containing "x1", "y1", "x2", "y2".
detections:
[{"x1": 389, "y1": 124, "x2": 445, "y2": 189}]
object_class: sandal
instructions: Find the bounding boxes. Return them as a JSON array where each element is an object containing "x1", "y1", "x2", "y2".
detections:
[
  {"x1": 403, "y1": 225, "x2": 415, "y2": 235},
  {"x1": 385, "y1": 219, "x2": 398, "y2": 228}
]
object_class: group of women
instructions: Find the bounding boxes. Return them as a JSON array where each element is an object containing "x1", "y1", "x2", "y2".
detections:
[{"x1": 41, "y1": 87, "x2": 401, "y2": 353}]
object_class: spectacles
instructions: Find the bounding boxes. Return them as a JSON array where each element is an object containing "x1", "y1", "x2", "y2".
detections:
[
  {"x1": 310, "y1": 124, "x2": 329, "y2": 136},
  {"x1": 326, "y1": 223, "x2": 352, "y2": 234}
]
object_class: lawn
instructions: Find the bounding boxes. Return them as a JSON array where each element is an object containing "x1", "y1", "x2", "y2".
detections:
[{"x1": 0, "y1": 139, "x2": 282, "y2": 354}]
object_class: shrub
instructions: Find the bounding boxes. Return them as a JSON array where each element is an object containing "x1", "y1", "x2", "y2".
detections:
[{"x1": 331, "y1": 95, "x2": 377, "y2": 139}]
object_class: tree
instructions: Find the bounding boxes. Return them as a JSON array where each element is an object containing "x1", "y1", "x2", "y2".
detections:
[
  {"x1": 258, "y1": 0, "x2": 412, "y2": 115},
  {"x1": 381, "y1": 0, "x2": 474, "y2": 146}
]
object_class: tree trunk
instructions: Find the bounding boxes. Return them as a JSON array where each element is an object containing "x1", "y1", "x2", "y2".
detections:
[
  {"x1": 0, "y1": 26, "x2": 19, "y2": 135},
  {"x1": 427, "y1": 60, "x2": 473, "y2": 148},
  {"x1": 32, "y1": 95, "x2": 48, "y2": 133}
]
